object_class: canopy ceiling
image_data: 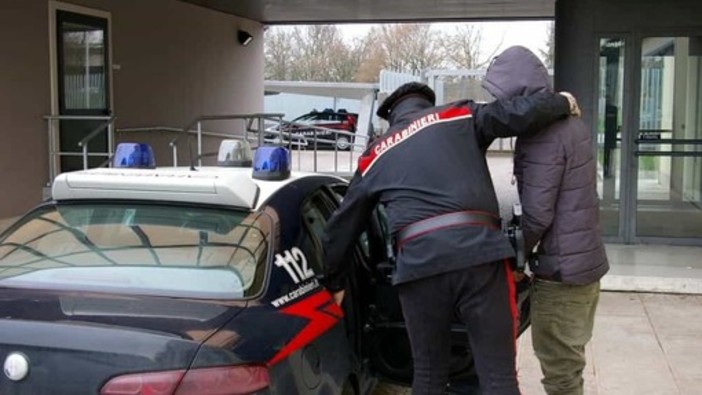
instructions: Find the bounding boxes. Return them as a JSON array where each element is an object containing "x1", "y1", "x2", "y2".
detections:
[{"x1": 179, "y1": 0, "x2": 554, "y2": 24}]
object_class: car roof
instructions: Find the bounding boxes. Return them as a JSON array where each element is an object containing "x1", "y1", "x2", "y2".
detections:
[
  {"x1": 296, "y1": 109, "x2": 358, "y2": 118},
  {"x1": 51, "y1": 166, "x2": 346, "y2": 211}
]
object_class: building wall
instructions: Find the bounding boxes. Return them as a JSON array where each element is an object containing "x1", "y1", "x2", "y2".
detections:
[
  {"x1": 0, "y1": 0, "x2": 52, "y2": 219},
  {"x1": 0, "y1": 0, "x2": 264, "y2": 219}
]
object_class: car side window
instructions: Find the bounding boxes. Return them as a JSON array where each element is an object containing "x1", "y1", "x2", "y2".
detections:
[
  {"x1": 299, "y1": 189, "x2": 337, "y2": 274},
  {"x1": 328, "y1": 185, "x2": 369, "y2": 260},
  {"x1": 375, "y1": 205, "x2": 396, "y2": 264}
]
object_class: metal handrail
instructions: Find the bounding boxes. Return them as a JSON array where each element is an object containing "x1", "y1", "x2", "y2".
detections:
[
  {"x1": 44, "y1": 115, "x2": 114, "y2": 121},
  {"x1": 43, "y1": 113, "x2": 367, "y2": 188},
  {"x1": 635, "y1": 151, "x2": 702, "y2": 157},
  {"x1": 119, "y1": 125, "x2": 264, "y2": 166},
  {"x1": 119, "y1": 126, "x2": 246, "y2": 139},
  {"x1": 634, "y1": 137, "x2": 702, "y2": 157},
  {"x1": 273, "y1": 122, "x2": 368, "y2": 172},
  {"x1": 77, "y1": 116, "x2": 116, "y2": 170},
  {"x1": 170, "y1": 113, "x2": 285, "y2": 167},
  {"x1": 635, "y1": 139, "x2": 702, "y2": 145},
  {"x1": 43, "y1": 114, "x2": 116, "y2": 185},
  {"x1": 122, "y1": 114, "x2": 370, "y2": 171}
]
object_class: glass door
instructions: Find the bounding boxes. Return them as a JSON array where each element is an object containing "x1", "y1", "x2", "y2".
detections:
[
  {"x1": 597, "y1": 38, "x2": 626, "y2": 239},
  {"x1": 56, "y1": 10, "x2": 110, "y2": 172},
  {"x1": 635, "y1": 36, "x2": 702, "y2": 241}
]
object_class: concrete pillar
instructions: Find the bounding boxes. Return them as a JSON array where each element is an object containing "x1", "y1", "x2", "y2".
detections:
[{"x1": 554, "y1": 0, "x2": 596, "y2": 130}]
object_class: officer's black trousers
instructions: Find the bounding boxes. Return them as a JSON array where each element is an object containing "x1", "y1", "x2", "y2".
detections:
[{"x1": 397, "y1": 261, "x2": 521, "y2": 395}]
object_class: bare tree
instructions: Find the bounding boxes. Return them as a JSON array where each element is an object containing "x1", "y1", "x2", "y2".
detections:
[
  {"x1": 293, "y1": 25, "x2": 366, "y2": 82},
  {"x1": 540, "y1": 21, "x2": 555, "y2": 68},
  {"x1": 265, "y1": 23, "x2": 500, "y2": 83},
  {"x1": 353, "y1": 31, "x2": 387, "y2": 82},
  {"x1": 326, "y1": 35, "x2": 366, "y2": 82},
  {"x1": 443, "y1": 25, "x2": 501, "y2": 69},
  {"x1": 264, "y1": 28, "x2": 294, "y2": 80},
  {"x1": 377, "y1": 24, "x2": 445, "y2": 74}
]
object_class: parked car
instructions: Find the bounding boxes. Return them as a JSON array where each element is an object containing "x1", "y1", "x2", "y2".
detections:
[
  {"x1": 266, "y1": 109, "x2": 358, "y2": 151},
  {"x1": 0, "y1": 143, "x2": 530, "y2": 394}
]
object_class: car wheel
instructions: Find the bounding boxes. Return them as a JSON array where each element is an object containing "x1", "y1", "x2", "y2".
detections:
[{"x1": 336, "y1": 136, "x2": 351, "y2": 151}]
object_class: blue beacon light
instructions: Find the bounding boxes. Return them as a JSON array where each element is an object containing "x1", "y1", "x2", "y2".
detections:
[
  {"x1": 113, "y1": 143, "x2": 156, "y2": 169},
  {"x1": 252, "y1": 146, "x2": 291, "y2": 181}
]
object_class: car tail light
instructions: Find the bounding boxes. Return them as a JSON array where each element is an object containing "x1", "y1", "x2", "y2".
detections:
[
  {"x1": 175, "y1": 365, "x2": 269, "y2": 395},
  {"x1": 100, "y1": 365, "x2": 269, "y2": 395},
  {"x1": 100, "y1": 370, "x2": 185, "y2": 395}
]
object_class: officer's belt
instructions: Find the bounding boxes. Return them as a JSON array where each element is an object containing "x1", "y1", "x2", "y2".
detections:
[{"x1": 396, "y1": 211, "x2": 501, "y2": 247}]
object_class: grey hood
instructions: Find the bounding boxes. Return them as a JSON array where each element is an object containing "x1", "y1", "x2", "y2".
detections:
[{"x1": 483, "y1": 46, "x2": 552, "y2": 100}]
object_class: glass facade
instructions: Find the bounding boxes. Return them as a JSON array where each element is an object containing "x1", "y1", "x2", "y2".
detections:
[
  {"x1": 597, "y1": 38, "x2": 625, "y2": 237},
  {"x1": 636, "y1": 37, "x2": 702, "y2": 239}
]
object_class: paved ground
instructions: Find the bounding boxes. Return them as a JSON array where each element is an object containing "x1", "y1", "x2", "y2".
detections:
[{"x1": 372, "y1": 292, "x2": 702, "y2": 395}]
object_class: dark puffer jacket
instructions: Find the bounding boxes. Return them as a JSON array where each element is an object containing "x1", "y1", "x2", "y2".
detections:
[{"x1": 483, "y1": 46, "x2": 609, "y2": 285}]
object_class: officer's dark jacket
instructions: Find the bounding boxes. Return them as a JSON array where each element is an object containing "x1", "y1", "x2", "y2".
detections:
[
  {"x1": 484, "y1": 46, "x2": 609, "y2": 284},
  {"x1": 321, "y1": 93, "x2": 571, "y2": 292}
]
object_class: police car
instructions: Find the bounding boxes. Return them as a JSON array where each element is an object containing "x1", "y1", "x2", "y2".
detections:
[
  {"x1": 264, "y1": 109, "x2": 358, "y2": 151},
  {"x1": 0, "y1": 140, "x2": 531, "y2": 394}
]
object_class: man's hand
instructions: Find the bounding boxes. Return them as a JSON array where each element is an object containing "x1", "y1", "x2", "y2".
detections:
[
  {"x1": 559, "y1": 91, "x2": 581, "y2": 117},
  {"x1": 513, "y1": 271, "x2": 526, "y2": 282},
  {"x1": 333, "y1": 290, "x2": 345, "y2": 306}
]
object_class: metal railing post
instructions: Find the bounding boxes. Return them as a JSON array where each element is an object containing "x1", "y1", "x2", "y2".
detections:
[
  {"x1": 172, "y1": 143, "x2": 178, "y2": 167},
  {"x1": 297, "y1": 142, "x2": 301, "y2": 170},
  {"x1": 334, "y1": 133, "x2": 339, "y2": 173},
  {"x1": 47, "y1": 117, "x2": 55, "y2": 186},
  {"x1": 82, "y1": 144, "x2": 89, "y2": 169},
  {"x1": 257, "y1": 116, "x2": 263, "y2": 147},
  {"x1": 313, "y1": 130, "x2": 318, "y2": 172},
  {"x1": 197, "y1": 121, "x2": 202, "y2": 167},
  {"x1": 107, "y1": 122, "x2": 114, "y2": 167}
]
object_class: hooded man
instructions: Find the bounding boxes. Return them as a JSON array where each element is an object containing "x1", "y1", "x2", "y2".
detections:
[
  {"x1": 484, "y1": 46, "x2": 609, "y2": 395},
  {"x1": 320, "y1": 81, "x2": 580, "y2": 395}
]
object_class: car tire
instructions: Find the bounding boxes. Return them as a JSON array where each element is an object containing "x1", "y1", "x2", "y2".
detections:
[{"x1": 335, "y1": 136, "x2": 351, "y2": 151}]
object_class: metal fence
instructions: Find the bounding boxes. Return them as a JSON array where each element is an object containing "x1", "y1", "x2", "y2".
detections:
[
  {"x1": 376, "y1": 68, "x2": 528, "y2": 152},
  {"x1": 379, "y1": 69, "x2": 422, "y2": 94}
]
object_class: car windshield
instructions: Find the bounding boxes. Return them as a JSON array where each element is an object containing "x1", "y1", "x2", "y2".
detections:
[{"x1": 0, "y1": 203, "x2": 273, "y2": 299}]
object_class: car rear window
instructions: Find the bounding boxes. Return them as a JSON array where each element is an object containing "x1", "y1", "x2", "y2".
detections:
[{"x1": 0, "y1": 203, "x2": 273, "y2": 299}]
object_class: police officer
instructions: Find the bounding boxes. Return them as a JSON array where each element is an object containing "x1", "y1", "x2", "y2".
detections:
[{"x1": 320, "y1": 82, "x2": 580, "y2": 395}]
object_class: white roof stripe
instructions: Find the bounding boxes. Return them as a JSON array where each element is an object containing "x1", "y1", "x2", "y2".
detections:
[{"x1": 52, "y1": 167, "x2": 346, "y2": 210}]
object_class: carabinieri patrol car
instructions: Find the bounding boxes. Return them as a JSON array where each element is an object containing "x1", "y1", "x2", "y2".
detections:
[{"x1": 0, "y1": 140, "x2": 531, "y2": 394}]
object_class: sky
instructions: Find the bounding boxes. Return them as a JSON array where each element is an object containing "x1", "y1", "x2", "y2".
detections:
[{"x1": 335, "y1": 20, "x2": 552, "y2": 65}]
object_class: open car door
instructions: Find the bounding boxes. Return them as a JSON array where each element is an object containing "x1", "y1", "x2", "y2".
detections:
[{"x1": 357, "y1": 205, "x2": 533, "y2": 391}]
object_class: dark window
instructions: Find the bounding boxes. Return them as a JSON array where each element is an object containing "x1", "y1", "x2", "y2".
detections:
[{"x1": 299, "y1": 189, "x2": 338, "y2": 273}]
